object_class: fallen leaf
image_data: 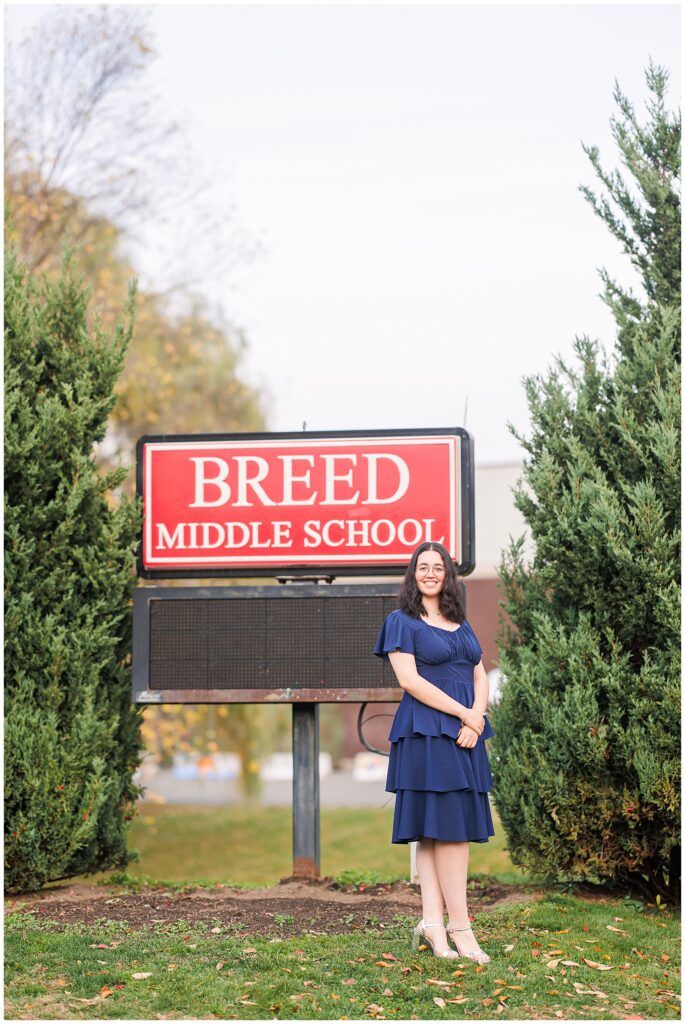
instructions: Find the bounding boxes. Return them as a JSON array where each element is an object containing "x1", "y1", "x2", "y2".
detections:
[
  {"x1": 661, "y1": 954, "x2": 670, "y2": 963},
  {"x1": 242, "y1": 947, "x2": 257, "y2": 954},
  {"x1": 607, "y1": 925, "x2": 627, "y2": 935},
  {"x1": 215, "y1": 961, "x2": 225, "y2": 972},
  {"x1": 481, "y1": 997, "x2": 494, "y2": 1006},
  {"x1": 382, "y1": 988, "x2": 393, "y2": 996},
  {"x1": 426, "y1": 978, "x2": 452, "y2": 988},
  {"x1": 504, "y1": 943, "x2": 515, "y2": 952},
  {"x1": 343, "y1": 978, "x2": 356, "y2": 985},
  {"x1": 167, "y1": 964, "x2": 177, "y2": 972},
  {"x1": 547, "y1": 949, "x2": 564, "y2": 955},
  {"x1": 547, "y1": 959, "x2": 561, "y2": 969},
  {"x1": 132, "y1": 972, "x2": 152, "y2": 980},
  {"x1": 433, "y1": 997, "x2": 446, "y2": 1008},
  {"x1": 100, "y1": 987, "x2": 114, "y2": 999},
  {"x1": 561, "y1": 960, "x2": 581, "y2": 967},
  {"x1": 582, "y1": 959, "x2": 614, "y2": 970},
  {"x1": 382, "y1": 952, "x2": 399, "y2": 961},
  {"x1": 572, "y1": 982, "x2": 608, "y2": 998},
  {"x1": 210, "y1": 927, "x2": 221, "y2": 934},
  {"x1": 366, "y1": 1004, "x2": 385, "y2": 1016},
  {"x1": 446, "y1": 996, "x2": 467, "y2": 1004}
]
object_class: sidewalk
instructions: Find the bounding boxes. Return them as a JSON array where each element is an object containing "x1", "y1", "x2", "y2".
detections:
[{"x1": 136, "y1": 767, "x2": 394, "y2": 809}]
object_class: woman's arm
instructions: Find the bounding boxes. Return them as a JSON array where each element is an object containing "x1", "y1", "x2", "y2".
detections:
[
  {"x1": 388, "y1": 651, "x2": 485, "y2": 734},
  {"x1": 455, "y1": 661, "x2": 490, "y2": 748},
  {"x1": 472, "y1": 659, "x2": 489, "y2": 716}
]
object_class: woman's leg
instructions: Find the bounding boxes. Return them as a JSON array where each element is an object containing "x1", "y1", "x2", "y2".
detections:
[
  {"x1": 433, "y1": 840, "x2": 487, "y2": 957},
  {"x1": 415, "y1": 839, "x2": 452, "y2": 955}
]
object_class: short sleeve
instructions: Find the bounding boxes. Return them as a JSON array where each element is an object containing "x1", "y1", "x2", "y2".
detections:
[{"x1": 374, "y1": 610, "x2": 418, "y2": 660}]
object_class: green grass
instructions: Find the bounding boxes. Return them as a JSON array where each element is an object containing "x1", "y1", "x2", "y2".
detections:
[
  {"x1": 59, "y1": 802, "x2": 528, "y2": 888},
  {"x1": 4, "y1": 892, "x2": 680, "y2": 1020}
]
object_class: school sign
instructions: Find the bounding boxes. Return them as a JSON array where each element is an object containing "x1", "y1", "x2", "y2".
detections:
[{"x1": 136, "y1": 427, "x2": 474, "y2": 578}]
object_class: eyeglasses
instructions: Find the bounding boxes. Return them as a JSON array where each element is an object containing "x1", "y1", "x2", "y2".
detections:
[{"x1": 416, "y1": 564, "x2": 446, "y2": 576}]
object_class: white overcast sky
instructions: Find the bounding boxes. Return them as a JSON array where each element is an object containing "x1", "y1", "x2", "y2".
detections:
[{"x1": 6, "y1": 3, "x2": 681, "y2": 464}]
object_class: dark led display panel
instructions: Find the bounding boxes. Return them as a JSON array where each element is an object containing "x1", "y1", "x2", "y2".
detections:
[{"x1": 133, "y1": 585, "x2": 402, "y2": 703}]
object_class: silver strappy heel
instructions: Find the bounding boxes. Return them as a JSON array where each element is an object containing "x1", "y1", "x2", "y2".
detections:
[
  {"x1": 410, "y1": 919, "x2": 460, "y2": 959},
  {"x1": 446, "y1": 923, "x2": 491, "y2": 963}
]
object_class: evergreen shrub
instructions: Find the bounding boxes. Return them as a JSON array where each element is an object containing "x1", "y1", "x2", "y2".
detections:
[
  {"x1": 5, "y1": 244, "x2": 143, "y2": 893},
  {"x1": 490, "y1": 64, "x2": 680, "y2": 899}
]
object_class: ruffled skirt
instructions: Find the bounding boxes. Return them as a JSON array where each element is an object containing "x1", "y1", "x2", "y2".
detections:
[{"x1": 386, "y1": 715, "x2": 496, "y2": 845}]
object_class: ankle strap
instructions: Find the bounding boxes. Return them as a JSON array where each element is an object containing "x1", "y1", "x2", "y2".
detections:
[
  {"x1": 422, "y1": 921, "x2": 445, "y2": 928},
  {"x1": 448, "y1": 925, "x2": 473, "y2": 932}
]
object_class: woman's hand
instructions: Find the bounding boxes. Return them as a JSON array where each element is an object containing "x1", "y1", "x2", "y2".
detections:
[
  {"x1": 456, "y1": 725, "x2": 480, "y2": 748},
  {"x1": 461, "y1": 709, "x2": 485, "y2": 734}
]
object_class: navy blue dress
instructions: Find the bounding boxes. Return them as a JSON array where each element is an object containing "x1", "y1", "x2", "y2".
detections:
[{"x1": 374, "y1": 609, "x2": 495, "y2": 845}]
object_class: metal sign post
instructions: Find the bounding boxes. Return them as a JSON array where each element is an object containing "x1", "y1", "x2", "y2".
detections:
[{"x1": 292, "y1": 703, "x2": 320, "y2": 876}]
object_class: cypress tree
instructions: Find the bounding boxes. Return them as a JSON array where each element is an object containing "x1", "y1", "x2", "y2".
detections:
[
  {"x1": 491, "y1": 63, "x2": 680, "y2": 900},
  {"x1": 5, "y1": 243, "x2": 142, "y2": 893}
]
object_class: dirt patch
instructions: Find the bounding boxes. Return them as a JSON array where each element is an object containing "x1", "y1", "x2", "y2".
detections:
[{"x1": 5, "y1": 876, "x2": 543, "y2": 936}]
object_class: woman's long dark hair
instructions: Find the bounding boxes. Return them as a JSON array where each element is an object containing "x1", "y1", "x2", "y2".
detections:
[{"x1": 398, "y1": 541, "x2": 466, "y2": 623}]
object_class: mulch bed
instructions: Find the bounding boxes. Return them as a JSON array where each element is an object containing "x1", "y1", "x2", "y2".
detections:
[{"x1": 5, "y1": 875, "x2": 542, "y2": 936}]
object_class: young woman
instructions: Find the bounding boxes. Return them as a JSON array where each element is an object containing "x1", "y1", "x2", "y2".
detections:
[{"x1": 374, "y1": 541, "x2": 494, "y2": 962}]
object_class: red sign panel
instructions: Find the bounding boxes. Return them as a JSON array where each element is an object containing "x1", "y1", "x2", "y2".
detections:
[{"x1": 137, "y1": 429, "x2": 473, "y2": 577}]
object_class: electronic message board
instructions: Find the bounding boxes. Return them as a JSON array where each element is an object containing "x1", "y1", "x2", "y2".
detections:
[{"x1": 132, "y1": 584, "x2": 402, "y2": 704}]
